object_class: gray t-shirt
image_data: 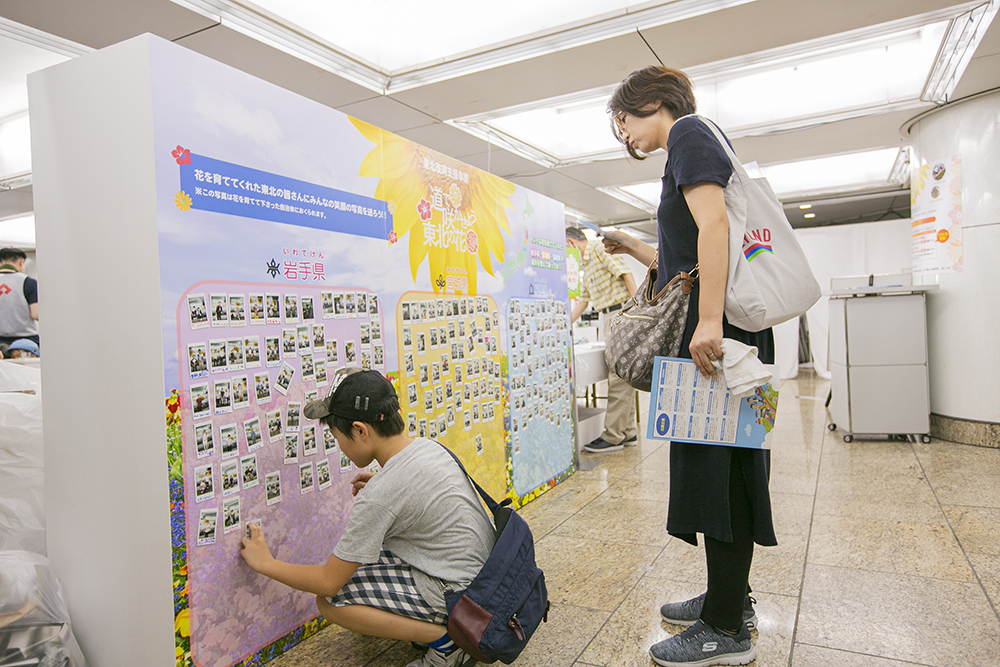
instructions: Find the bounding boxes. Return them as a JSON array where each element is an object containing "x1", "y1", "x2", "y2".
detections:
[{"x1": 334, "y1": 438, "x2": 495, "y2": 611}]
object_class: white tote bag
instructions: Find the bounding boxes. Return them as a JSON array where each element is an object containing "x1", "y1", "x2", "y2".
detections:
[{"x1": 691, "y1": 115, "x2": 821, "y2": 332}]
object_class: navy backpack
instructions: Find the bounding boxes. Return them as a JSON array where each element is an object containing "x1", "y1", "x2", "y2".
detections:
[{"x1": 441, "y1": 446, "x2": 549, "y2": 664}]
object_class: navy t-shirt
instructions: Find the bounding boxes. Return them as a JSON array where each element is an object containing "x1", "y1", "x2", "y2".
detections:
[{"x1": 655, "y1": 115, "x2": 733, "y2": 291}]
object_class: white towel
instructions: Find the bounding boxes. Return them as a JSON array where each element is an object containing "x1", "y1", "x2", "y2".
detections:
[{"x1": 712, "y1": 339, "x2": 772, "y2": 398}]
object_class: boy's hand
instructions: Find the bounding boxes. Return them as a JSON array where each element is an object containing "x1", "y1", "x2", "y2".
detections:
[
  {"x1": 350, "y1": 472, "x2": 374, "y2": 497},
  {"x1": 240, "y1": 523, "x2": 274, "y2": 574}
]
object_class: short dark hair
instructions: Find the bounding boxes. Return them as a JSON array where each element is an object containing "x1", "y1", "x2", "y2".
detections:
[
  {"x1": 0, "y1": 248, "x2": 27, "y2": 264},
  {"x1": 608, "y1": 66, "x2": 697, "y2": 160},
  {"x1": 324, "y1": 403, "x2": 405, "y2": 440},
  {"x1": 565, "y1": 227, "x2": 587, "y2": 243}
]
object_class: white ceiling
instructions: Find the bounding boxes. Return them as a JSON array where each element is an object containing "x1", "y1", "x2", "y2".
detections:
[{"x1": 1, "y1": 0, "x2": 999, "y2": 233}]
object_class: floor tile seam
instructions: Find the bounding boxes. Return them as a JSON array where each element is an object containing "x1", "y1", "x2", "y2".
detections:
[
  {"x1": 938, "y1": 502, "x2": 1000, "y2": 511},
  {"x1": 807, "y1": 509, "x2": 956, "y2": 528},
  {"x1": 800, "y1": 558, "x2": 979, "y2": 584},
  {"x1": 786, "y1": 414, "x2": 829, "y2": 667},
  {"x1": 569, "y1": 542, "x2": 668, "y2": 667},
  {"x1": 792, "y1": 641, "x2": 938, "y2": 667},
  {"x1": 911, "y1": 441, "x2": 1000, "y2": 624}
]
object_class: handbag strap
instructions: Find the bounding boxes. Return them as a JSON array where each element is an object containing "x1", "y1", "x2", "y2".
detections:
[{"x1": 675, "y1": 114, "x2": 750, "y2": 185}]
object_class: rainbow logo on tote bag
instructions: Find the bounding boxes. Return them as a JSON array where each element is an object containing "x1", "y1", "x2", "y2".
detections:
[{"x1": 742, "y1": 229, "x2": 773, "y2": 262}]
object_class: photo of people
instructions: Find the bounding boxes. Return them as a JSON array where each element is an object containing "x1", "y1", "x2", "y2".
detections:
[
  {"x1": 188, "y1": 343, "x2": 208, "y2": 378},
  {"x1": 299, "y1": 462, "x2": 314, "y2": 494},
  {"x1": 210, "y1": 340, "x2": 227, "y2": 374},
  {"x1": 196, "y1": 508, "x2": 218, "y2": 546},
  {"x1": 232, "y1": 375, "x2": 249, "y2": 409},
  {"x1": 240, "y1": 454, "x2": 258, "y2": 489},
  {"x1": 254, "y1": 371, "x2": 272, "y2": 405},
  {"x1": 345, "y1": 341, "x2": 356, "y2": 366},
  {"x1": 219, "y1": 423, "x2": 239, "y2": 458},
  {"x1": 195, "y1": 464, "x2": 214, "y2": 502},
  {"x1": 188, "y1": 294, "x2": 208, "y2": 329},
  {"x1": 210, "y1": 294, "x2": 229, "y2": 327},
  {"x1": 301, "y1": 353, "x2": 315, "y2": 380},
  {"x1": 326, "y1": 339, "x2": 338, "y2": 364},
  {"x1": 265, "y1": 336, "x2": 280, "y2": 366},
  {"x1": 195, "y1": 422, "x2": 214, "y2": 459},
  {"x1": 301, "y1": 295, "x2": 314, "y2": 321},
  {"x1": 244, "y1": 336, "x2": 261, "y2": 368},
  {"x1": 221, "y1": 459, "x2": 239, "y2": 496},
  {"x1": 321, "y1": 291, "x2": 334, "y2": 318},
  {"x1": 265, "y1": 471, "x2": 281, "y2": 505},
  {"x1": 356, "y1": 292, "x2": 367, "y2": 315},
  {"x1": 316, "y1": 459, "x2": 331, "y2": 490},
  {"x1": 286, "y1": 402, "x2": 301, "y2": 432},
  {"x1": 282, "y1": 328, "x2": 297, "y2": 358},
  {"x1": 213, "y1": 379, "x2": 232, "y2": 415},
  {"x1": 302, "y1": 425, "x2": 317, "y2": 455},
  {"x1": 266, "y1": 294, "x2": 281, "y2": 323},
  {"x1": 284, "y1": 294, "x2": 299, "y2": 322},
  {"x1": 312, "y1": 324, "x2": 325, "y2": 348},
  {"x1": 243, "y1": 416, "x2": 263, "y2": 451},
  {"x1": 228, "y1": 294, "x2": 246, "y2": 326},
  {"x1": 249, "y1": 294, "x2": 265, "y2": 324},
  {"x1": 284, "y1": 433, "x2": 299, "y2": 463},
  {"x1": 266, "y1": 408, "x2": 282, "y2": 442},
  {"x1": 339, "y1": 451, "x2": 351, "y2": 472},
  {"x1": 297, "y1": 325, "x2": 310, "y2": 351},
  {"x1": 223, "y1": 497, "x2": 241, "y2": 534},
  {"x1": 274, "y1": 362, "x2": 295, "y2": 395},
  {"x1": 315, "y1": 358, "x2": 328, "y2": 386}
]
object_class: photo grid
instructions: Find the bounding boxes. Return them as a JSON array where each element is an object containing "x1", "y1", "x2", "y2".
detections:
[
  {"x1": 506, "y1": 296, "x2": 573, "y2": 463},
  {"x1": 396, "y1": 292, "x2": 505, "y2": 486},
  {"x1": 181, "y1": 285, "x2": 384, "y2": 548}
]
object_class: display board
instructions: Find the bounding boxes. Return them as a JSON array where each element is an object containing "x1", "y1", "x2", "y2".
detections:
[{"x1": 144, "y1": 39, "x2": 574, "y2": 667}]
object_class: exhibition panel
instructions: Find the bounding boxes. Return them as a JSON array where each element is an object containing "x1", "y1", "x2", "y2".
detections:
[{"x1": 33, "y1": 33, "x2": 574, "y2": 667}]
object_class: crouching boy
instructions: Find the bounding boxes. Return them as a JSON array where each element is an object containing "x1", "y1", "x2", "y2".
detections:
[{"x1": 240, "y1": 368, "x2": 494, "y2": 667}]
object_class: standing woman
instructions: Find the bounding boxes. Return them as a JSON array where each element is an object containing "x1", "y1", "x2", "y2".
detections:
[{"x1": 602, "y1": 66, "x2": 776, "y2": 667}]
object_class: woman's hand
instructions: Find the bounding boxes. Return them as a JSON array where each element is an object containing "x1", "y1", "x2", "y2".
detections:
[
  {"x1": 689, "y1": 319, "x2": 723, "y2": 378},
  {"x1": 601, "y1": 231, "x2": 657, "y2": 266},
  {"x1": 240, "y1": 523, "x2": 274, "y2": 574},
  {"x1": 350, "y1": 471, "x2": 374, "y2": 497}
]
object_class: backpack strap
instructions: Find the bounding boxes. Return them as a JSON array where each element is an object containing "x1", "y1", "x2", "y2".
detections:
[{"x1": 438, "y1": 444, "x2": 510, "y2": 515}]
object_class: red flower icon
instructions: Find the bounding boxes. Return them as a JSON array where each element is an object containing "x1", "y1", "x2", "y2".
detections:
[
  {"x1": 466, "y1": 230, "x2": 479, "y2": 253},
  {"x1": 417, "y1": 198, "x2": 432, "y2": 221},
  {"x1": 388, "y1": 230, "x2": 398, "y2": 245},
  {"x1": 172, "y1": 145, "x2": 191, "y2": 165}
]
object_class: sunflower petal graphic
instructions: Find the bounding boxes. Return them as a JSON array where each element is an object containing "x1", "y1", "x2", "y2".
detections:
[
  {"x1": 174, "y1": 190, "x2": 192, "y2": 212},
  {"x1": 349, "y1": 117, "x2": 513, "y2": 293}
]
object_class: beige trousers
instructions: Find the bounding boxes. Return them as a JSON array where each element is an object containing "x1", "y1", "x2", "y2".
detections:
[{"x1": 599, "y1": 311, "x2": 637, "y2": 444}]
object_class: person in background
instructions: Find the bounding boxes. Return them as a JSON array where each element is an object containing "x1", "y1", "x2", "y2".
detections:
[
  {"x1": 4, "y1": 339, "x2": 40, "y2": 359},
  {"x1": 0, "y1": 248, "x2": 39, "y2": 349},
  {"x1": 602, "y1": 65, "x2": 776, "y2": 667},
  {"x1": 565, "y1": 226, "x2": 638, "y2": 452}
]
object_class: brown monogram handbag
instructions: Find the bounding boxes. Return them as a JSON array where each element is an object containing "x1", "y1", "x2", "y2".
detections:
[{"x1": 604, "y1": 257, "x2": 698, "y2": 391}]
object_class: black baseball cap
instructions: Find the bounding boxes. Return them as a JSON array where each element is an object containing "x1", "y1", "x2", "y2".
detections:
[{"x1": 303, "y1": 368, "x2": 398, "y2": 423}]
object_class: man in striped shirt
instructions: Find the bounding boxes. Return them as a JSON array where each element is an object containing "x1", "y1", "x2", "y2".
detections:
[{"x1": 566, "y1": 227, "x2": 638, "y2": 452}]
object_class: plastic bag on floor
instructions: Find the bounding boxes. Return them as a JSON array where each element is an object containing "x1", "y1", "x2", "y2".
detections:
[
  {"x1": 0, "y1": 362, "x2": 41, "y2": 395},
  {"x1": 0, "y1": 390, "x2": 44, "y2": 555},
  {"x1": 0, "y1": 550, "x2": 87, "y2": 667}
]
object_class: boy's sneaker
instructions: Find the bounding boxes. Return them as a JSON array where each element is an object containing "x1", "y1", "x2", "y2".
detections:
[
  {"x1": 583, "y1": 437, "x2": 623, "y2": 453},
  {"x1": 649, "y1": 620, "x2": 755, "y2": 667},
  {"x1": 660, "y1": 593, "x2": 757, "y2": 631},
  {"x1": 405, "y1": 647, "x2": 470, "y2": 667}
]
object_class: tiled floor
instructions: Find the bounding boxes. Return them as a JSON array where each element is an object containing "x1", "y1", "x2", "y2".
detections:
[{"x1": 270, "y1": 370, "x2": 1000, "y2": 666}]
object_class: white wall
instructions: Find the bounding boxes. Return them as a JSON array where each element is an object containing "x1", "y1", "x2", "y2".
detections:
[
  {"x1": 910, "y1": 91, "x2": 1000, "y2": 423},
  {"x1": 30, "y1": 35, "x2": 175, "y2": 666},
  {"x1": 794, "y1": 219, "x2": 913, "y2": 380}
]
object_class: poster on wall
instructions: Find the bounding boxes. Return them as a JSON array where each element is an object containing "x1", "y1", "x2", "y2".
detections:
[
  {"x1": 149, "y1": 39, "x2": 574, "y2": 667},
  {"x1": 911, "y1": 154, "x2": 962, "y2": 275}
]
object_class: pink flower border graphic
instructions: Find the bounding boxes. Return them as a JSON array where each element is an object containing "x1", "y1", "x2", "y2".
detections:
[
  {"x1": 417, "y1": 198, "x2": 432, "y2": 222},
  {"x1": 172, "y1": 145, "x2": 191, "y2": 166}
]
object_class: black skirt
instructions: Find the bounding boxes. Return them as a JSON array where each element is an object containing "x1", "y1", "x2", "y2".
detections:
[{"x1": 666, "y1": 283, "x2": 778, "y2": 547}]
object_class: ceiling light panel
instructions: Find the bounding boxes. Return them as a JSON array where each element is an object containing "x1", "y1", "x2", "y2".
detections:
[
  {"x1": 610, "y1": 147, "x2": 902, "y2": 206},
  {"x1": 453, "y1": 19, "x2": 950, "y2": 167}
]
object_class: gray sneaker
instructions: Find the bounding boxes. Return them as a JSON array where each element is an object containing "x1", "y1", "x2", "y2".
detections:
[
  {"x1": 405, "y1": 648, "x2": 470, "y2": 667},
  {"x1": 649, "y1": 620, "x2": 755, "y2": 667},
  {"x1": 660, "y1": 593, "x2": 757, "y2": 630}
]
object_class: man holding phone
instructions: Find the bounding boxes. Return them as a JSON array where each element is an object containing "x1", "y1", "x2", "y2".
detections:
[{"x1": 565, "y1": 226, "x2": 638, "y2": 452}]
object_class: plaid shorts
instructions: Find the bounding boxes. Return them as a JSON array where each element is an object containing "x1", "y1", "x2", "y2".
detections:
[{"x1": 327, "y1": 549, "x2": 448, "y2": 625}]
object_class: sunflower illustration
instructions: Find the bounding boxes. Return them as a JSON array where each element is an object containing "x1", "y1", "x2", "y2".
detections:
[
  {"x1": 174, "y1": 190, "x2": 192, "y2": 212},
  {"x1": 349, "y1": 117, "x2": 514, "y2": 294}
]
